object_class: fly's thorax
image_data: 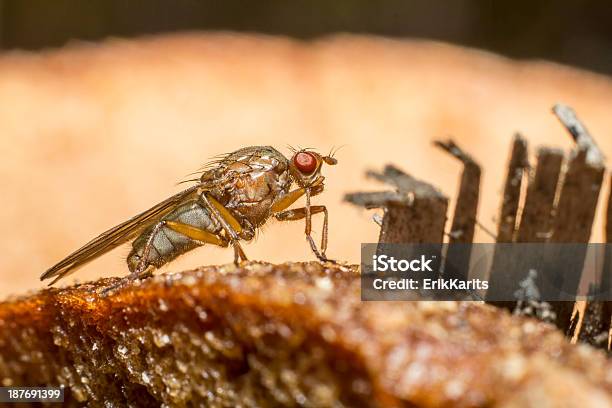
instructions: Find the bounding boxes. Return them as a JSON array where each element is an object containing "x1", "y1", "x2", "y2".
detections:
[
  {"x1": 208, "y1": 147, "x2": 292, "y2": 227},
  {"x1": 224, "y1": 170, "x2": 292, "y2": 227},
  {"x1": 217, "y1": 146, "x2": 288, "y2": 172}
]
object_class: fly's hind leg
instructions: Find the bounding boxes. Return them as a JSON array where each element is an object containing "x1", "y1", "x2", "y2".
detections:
[
  {"x1": 101, "y1": 220, "x2": 229, "y2": 295},
  {"x1": 101, "y1": 221, "x2": 168, "y2": 295},
  {"x1": 231, "y1": 240, "x2": 248, "y2": 265},
  {"x1": 199, "y1": 193, "x2": 249, "y2": 265}
]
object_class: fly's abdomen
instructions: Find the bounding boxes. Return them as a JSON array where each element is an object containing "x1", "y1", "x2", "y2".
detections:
[{"x1": 127, "y1": 200, "x2": 223, "y2": 271}]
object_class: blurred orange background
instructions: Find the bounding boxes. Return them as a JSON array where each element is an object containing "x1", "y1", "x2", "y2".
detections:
[{"x1": 1, "y1": 32, "x2": 611, "y2": 298}]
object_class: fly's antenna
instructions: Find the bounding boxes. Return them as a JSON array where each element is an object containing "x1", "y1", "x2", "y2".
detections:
[
  {"x1": 328, "y1": 144, "x2": 346, "y2": 159},
  {"x1": 323, "y1": 144, "x2": 345, "y2": 165}
]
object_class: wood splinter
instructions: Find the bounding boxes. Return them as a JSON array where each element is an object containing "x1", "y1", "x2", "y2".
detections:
[
  {"x1": 548, "y1": 104, "x2": 606, "y2": 339},
  {"x1": 344, "y1": 164, "x2": 448, "y2": 244},
  {"x1": 486, "y1": 135, "x2": 529, "y2": 308},
  {"x1": 345, "y1": 165, "x2": 448, "y2": 281},
  {"x1": 434, "y1": 139, "x2": 481, "y2": 280}
]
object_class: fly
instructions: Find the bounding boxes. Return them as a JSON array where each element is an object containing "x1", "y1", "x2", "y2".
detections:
[{"x1": 41, "y1": 146, "x2": 338, "y2": 290}]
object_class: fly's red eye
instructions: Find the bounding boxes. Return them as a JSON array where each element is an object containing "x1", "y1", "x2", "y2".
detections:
[{"x1": 293, "y1": 152, "x2": 317, "y2": 174}]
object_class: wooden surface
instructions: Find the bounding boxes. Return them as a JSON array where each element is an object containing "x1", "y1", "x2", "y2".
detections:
[{"x1": 1, "y1": 261, "x2": 611, "y2": 407}]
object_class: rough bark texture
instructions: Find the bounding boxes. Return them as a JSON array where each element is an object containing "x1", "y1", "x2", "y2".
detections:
[
  {"x1": 1, "y1": 262, "x2": 612, "y2": 407},
  {"x1": 516, "y1": 148, "x2": 564, "y2": 243},
  {"x1": 578, "y1": 300, "x2": 611, "y2": 349}
]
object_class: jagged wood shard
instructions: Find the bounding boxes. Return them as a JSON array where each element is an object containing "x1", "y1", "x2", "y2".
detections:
[
  {"x1": 496, "y1": 134, "x2": 529, "y2": 243},
  {"x1": 605, "y1": 173, "x2": 612, "y2": 299},
  {"x1": 345, "y1": 165, "x2": 448, "y2": 281},
  {"x1": 434, "y1": 139, "x2": 481, "y2": 280},
  {"x1": 583, "y1": 173, "x2": 612, "y2": 351},
  {"x1": 486, "y1": 135, "x2": 529, "y2": 309},
  {"x1": 548, "y1": 106, "x2": 606, "y2": 335},
  {"x1": 434, "y1": 140, "x2": 481, "y2": 245},
  {"x1": 505, "y1": 148, "x2": 565, "y2": 320},
  {"x1": 552, "y1": 104, "x2": 605, "y2": 166},
  {"x1": 345, "y1": 165, "x2": 448, "y2": 244},
  {"x1": 516, "y1": 148, "x2": 564, "y2": 243}
]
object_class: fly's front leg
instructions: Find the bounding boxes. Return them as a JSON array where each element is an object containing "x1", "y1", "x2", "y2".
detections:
[
  {"x1": 272, "y1": 182, "x2": 330, "y2": 262},
  {"x1": 270, "y1": 179, "x2": 324, "y2": 214},
  {"x1": 199, "y1": 193, "x2": 248, "y2": 265},
  {"x1": 275, "y1": 204, "x2": 330, "y2": 261}
]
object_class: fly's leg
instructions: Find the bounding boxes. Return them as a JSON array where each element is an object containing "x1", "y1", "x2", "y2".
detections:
[
  {"x1": 164, "y1": 221, "x2": 229, "y2": 248},
  {"x1": 101, "y1": 220, "x2": 229, "y2": 295},
  {"x1": 270, "y1": 179, "x2": 324, "y2": 214},
  {"x1": 101, "y1": 221, "x2": 167, "y2": 294},
  {"x1": 272, "y1": 181, "x2": 332, "y2": 262},
  {"x1": 275, "y1": 204, "x2": 333, "y2": 262},
  {"x1": 232, "y1": 241, "x2": 248, "y2": 265},
  {"x1": 199, "y1": 193, "x2": 248, "y2": 265}
]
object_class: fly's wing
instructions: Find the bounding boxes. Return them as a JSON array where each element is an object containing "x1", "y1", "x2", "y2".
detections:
[{"x1": 41, "y1": 184, "x2": 205, "y2": 285}]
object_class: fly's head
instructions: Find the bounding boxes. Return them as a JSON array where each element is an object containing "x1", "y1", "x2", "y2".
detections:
[{"x1": 288, "y1": 149, "x2": 337, "y2": 189}]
